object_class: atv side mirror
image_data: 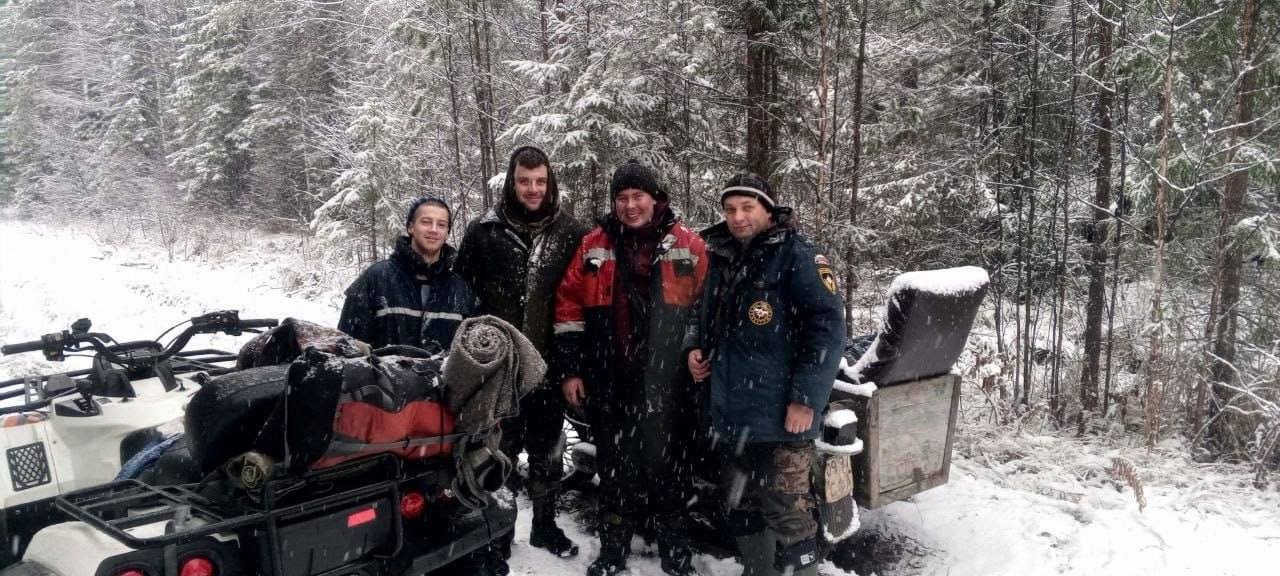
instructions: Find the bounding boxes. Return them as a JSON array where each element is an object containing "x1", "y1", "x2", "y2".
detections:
[{"x1": 71, "y1": 318, "x2": 92, "y2": 335}]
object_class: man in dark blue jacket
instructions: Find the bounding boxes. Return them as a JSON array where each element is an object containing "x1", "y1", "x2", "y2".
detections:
[
  {"x1": 684, "y1": 173, "x2": 845, "y2": 576},
  {"x1": 338, "y1": 196, "x2": 475, "y2": 353}
]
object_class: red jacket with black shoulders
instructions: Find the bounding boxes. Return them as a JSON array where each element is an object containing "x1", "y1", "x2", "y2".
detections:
[{"x1": 553, "y1": 209, "x2": 708, "y2": 423}]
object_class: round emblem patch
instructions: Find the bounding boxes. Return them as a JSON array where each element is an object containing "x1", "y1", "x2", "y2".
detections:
[{"x1": 748, "y1": 300, "x2": 774, "y2": 326}]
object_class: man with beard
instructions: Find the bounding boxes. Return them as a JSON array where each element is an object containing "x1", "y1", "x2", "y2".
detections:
[
  {"x1": 454, "y1": 146, "x2": 588, "y2": 566},
  {"x1": 555, "y1": 160, "x2": 708, "y2": 576},
  {"x1": 339, "y1": 196, "x2": 474, "y2": 353},
  {"x1": 684, "y1": 173, "x2": 845, "y2": 576}
]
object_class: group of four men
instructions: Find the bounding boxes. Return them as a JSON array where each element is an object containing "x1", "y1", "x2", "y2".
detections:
[{"x1": 338, "y1": 146, "x2": 845, "y2": 576}]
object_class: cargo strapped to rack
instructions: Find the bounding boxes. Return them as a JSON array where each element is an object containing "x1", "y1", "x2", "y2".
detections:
[{"x1": 55, "y1": 454, "x2": 404, "y2": 551}]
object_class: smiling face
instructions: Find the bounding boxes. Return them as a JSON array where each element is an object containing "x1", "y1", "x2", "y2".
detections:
[
  {"x1": 513, "y1": 163, "x2": 549, "y2": 212},
  {"x1": 614, "y1": 188, "x2": 657, "y2": 229},
  {"x1": 407, "y1": 204, "x2": 450, "y2": 260},
  {"x1": 722, "y1": 194, "x2": 772, "y2": 242}
]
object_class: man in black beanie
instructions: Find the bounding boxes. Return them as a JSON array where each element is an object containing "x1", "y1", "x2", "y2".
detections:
[
  {"x1": 556, "y1": 159, "x2": 707, "y2": 576},
  {"x1": 685, "y1": 172, "x2": 845, "y2": 576},
  {"x1": 455, "y1": 146, "x2": 588, "y2": 568}
]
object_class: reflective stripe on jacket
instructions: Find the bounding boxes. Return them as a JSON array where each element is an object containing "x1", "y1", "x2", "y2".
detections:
[
  {"x1": 338, "y1": 236, "x2": 476, "y2": 352},
  {"x1": 553, "y1": 211, "x2": 708, "y2": 419}
]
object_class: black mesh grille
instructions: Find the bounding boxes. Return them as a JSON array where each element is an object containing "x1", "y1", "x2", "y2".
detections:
[{"x1": 7, "y1": 442, "x2": 52, "y2": 491}]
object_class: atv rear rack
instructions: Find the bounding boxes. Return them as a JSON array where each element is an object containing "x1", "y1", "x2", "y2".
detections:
[{"x1": 55, "y1": 454, "x2": 406, "y2": 550}]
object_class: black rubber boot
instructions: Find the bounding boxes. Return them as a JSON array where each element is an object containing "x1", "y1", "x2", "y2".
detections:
[
  {"x1": 659, "y1": 544, "x2": 694, "y2": 576},
  {"x1": 530, "y1": 521, "x2": 579, "y2": 558},
  {"x1": 588, "y1": 518, "x2": 631, "y2": 576},
  {"x1": 485, "y1": 552, "x2": 512, "y2": 576},
  {"x1": 657, "y1": 514, "x2": 694, "y2": 576},
  {"x1": 528, "y1": 490, "x2": 579, "y2": 558},
  {"x1": 487, "y1": 544, "x2": 512, "y2": 575},
  {"x1": 586, "y1": 556, "x2": 629, "y2": 576},
  {"x1": 773, "y1": 538, "x2": 819, "y2": 576},
  {"x1": 735, "y1": 531, "x2": 779, "y2": 576}
]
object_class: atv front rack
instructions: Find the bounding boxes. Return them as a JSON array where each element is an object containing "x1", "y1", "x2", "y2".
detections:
[{"x1": 0, "y1": 349, "x2": 238, "y2": 416}]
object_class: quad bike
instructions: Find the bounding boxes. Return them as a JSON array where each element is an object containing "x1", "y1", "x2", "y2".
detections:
[
  {"x1": 0, "y1": 313, "x2": 518, "y2": 576},
  {"x1": 0, "y1": 311, "x2": 276, "y2": 565},
  {"x1": 561, "y1": 266, "x2": 990, "y2": 556}
]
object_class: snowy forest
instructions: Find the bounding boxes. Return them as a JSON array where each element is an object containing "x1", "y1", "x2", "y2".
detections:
[{"x1": 1, "y1": 0, "x2": 1278, "y2": 483}]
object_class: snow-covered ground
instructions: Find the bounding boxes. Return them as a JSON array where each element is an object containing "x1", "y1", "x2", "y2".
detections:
[{"x1": 1, "y1": 219, "x2": 1276, "y2": 575}]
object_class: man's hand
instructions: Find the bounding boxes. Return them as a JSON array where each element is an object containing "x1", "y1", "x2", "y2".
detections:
[
  {"x1": 687, "y1": 348, "x2": 711, "y2": 382},
  {"x1": 562, "y1": 377, "x2": 586, "y2": 409},
  {"x1": 784, "y1": 403, "x2": 814, "y2": 434}
]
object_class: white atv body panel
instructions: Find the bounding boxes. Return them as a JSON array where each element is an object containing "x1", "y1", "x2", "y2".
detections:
[
  {"x1": 22, "y1": 522, "x2": 134, "y2": 575},
  {"x1": 1, "y1": 373, "x2": 201, "y2": 510},
  {"x1": 22, "y1": 517, "x2": 195, "y2": 576}
]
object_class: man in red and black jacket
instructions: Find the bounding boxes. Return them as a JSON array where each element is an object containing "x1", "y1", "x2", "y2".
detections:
[{"x1": 554, "y1": 160, "x2": 708, "y2": 576}]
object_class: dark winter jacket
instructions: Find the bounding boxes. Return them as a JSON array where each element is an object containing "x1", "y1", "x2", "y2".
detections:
[
  {"x1": 684, "y1": 209, "x2": 845, "y2": 443},
  {"x1": 554, "y1": 209, "x2": 708, "y2": 423},
  {"x1": 454, "y1": 148, "x2": 588, "y2": 365},
  {"x1": 338, "y1": 236, "x2": 476, "y2": 352}
]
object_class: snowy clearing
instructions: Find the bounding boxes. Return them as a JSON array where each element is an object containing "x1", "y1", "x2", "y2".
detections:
[{"x1": 1, "y1": 219, "x2": 1276, "y2": 576}]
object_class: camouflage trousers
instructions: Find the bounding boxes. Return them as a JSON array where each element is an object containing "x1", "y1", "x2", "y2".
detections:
[{"x1": 718, "y1": 441, "x2": 817, "y2": 548}]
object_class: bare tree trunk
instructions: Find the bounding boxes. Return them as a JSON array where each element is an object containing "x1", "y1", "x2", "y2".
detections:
[
  {"x1": 843, "y1": 0, "x2": 869, "y2": 329},
  {"x1": 468, "y1": 0, "x2": 497, "y2": 209},
  {"x1": 816, "y1": 0, "x2": 831, "y2": 203},
  {"x1": 590, "y1": 159, "x2": 602, "y2": 218},
  {"x1": 1103, "y1": 81, "x2": 1130, "y2": 420},
  {"x1": 827, "y1": 7, "x2": 845, "y2": 205},
  {"x1": 1146, "y1": 1, "x2": 1180, "y2": 449},
  {"x1": 1020, "y1": 5, "x2": 1045, "y2": 406},
  {"x1": 681, "y1": 1, "x2": 694, "y2": 216},
  {"x1": 745, "y1": 0, "x2": 778, "y2": 179},
  {"x1": 1208, "y1": 0, "x2": 1260, "y2": 456},
  {"x1": 985, "y1": 0, "x2": 1007, "y2": 360},
  {"x1": 1080, "y1": 0, "x2": 1116, "y2": 421},
  {"x1": 444, "y1": 10, "x2": 467, "y2": 221},
  {"x1": 367, "y1": 193, "x2": 379, "y2": 264},
  {"x1": 1050, "y1": 0, "x2": 1083, "y2": 425},
  {"x1": 538, "y1": 0, "x2": 550, "y2": 96},
  {"x1": 143, "y1": 0, "x2": 173, "y2": 161}
]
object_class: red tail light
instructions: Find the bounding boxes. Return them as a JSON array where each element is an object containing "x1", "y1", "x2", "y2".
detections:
[
  {"x1": 117, "y1": 570, "x2": 145, "y2": 576},
  {"x1": 401, "y1": 491, "x2": 426, "y2": 520},
  {"x1": 180, "y1": 557, "x2": 215, "y2": 576}
]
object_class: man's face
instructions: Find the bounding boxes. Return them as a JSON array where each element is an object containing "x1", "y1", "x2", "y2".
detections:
[
  {"x1": 408, "y1": 204, "x2": 450, "y2": 258},
  {"x1": 614, "y1": 188, "x2": 656, "y2": 229},
  {"x1": 723, "y1": 195, "x2": 772, "y2": 241},
  {"x1": 514, "y1": 164, "x2": 549, "y2": 212}
]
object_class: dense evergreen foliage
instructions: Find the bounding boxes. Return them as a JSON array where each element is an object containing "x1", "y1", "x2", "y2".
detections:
[{"x1": 1, "y1": 0, "x2": 1277, "y2": 471}]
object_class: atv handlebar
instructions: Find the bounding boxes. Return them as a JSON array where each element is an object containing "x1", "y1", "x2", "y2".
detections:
[
  {"x1": 238, "y1": 318, "x2": 279, "y2": 330},
  {"x1": 1, "y1": 337, "x2": 49, "y2": 355},
  {"x1": 0, "y1": 311, "x2": 279, "y2": 364}
]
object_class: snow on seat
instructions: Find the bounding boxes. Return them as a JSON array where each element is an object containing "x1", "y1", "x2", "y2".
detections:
[{"x1": 836, "y1": 266, "x2": 988, "y2": 394}]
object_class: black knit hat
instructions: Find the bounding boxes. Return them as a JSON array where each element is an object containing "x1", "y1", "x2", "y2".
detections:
[
  {"x1": 405, "y1": 196, "x2": 453, "y2": 229},
  {"x1": 609, "y1": 159, "x2": 667, "y2": 202},
  {"x1": 719, "y1": 172, "x2": 776, "y2": 211}
]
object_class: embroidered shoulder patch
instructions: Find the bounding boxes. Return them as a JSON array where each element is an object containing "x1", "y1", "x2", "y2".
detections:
[{"x1": 816, "y1": 255, "x2": 838, "y2": 295}]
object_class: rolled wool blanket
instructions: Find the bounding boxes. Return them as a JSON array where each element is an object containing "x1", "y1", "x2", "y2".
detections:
[{"x1": 443, "y1": 315, "x2": 546, "y2": 434}]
